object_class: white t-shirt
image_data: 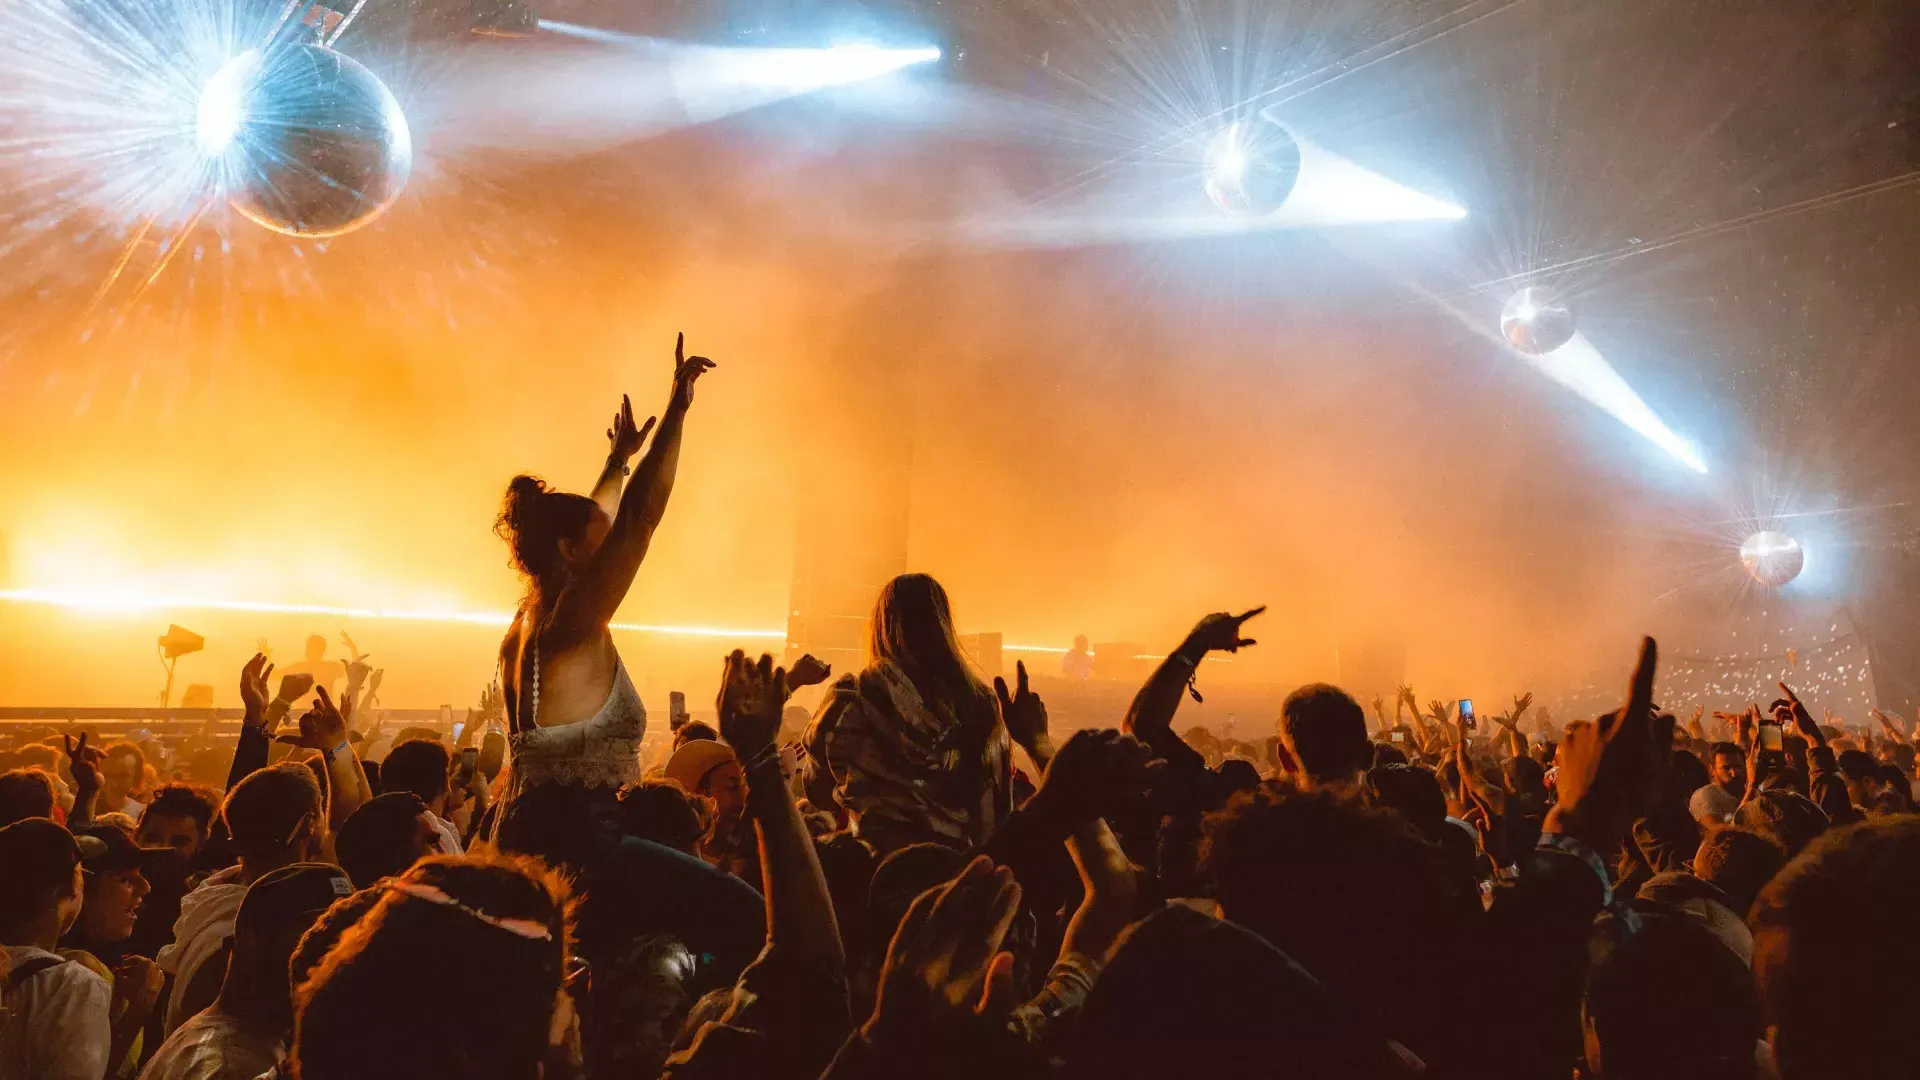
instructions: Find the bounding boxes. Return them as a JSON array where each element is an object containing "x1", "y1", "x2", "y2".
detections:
[
  {"x1": 0, "y1": 945, "x2": 112, "y2": 1080},
  {"x1": 426, "y1": 811, "x2": 464, "y2": 857},
  {"x1": 137, "y1": 1003, "x2": 285, "y2": 1080}
]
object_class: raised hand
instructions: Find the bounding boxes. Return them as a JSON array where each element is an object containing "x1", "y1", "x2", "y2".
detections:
[
  {"x1": 63, "y1": 732, "x2": 104, "y2": 792},
  {"x1": 1872, "y1": 708, "x2": 1908, "y2": 743},
  {"x1": 864, "y1": 856, "x2": 1023, "y2": 1044},
  {"x1": 275, "y1": 685, "x2": 350, "y2": 753},
  {"x1": 716, "y1": 650, "x2": 789, "y2": 761},
  {"x1": 607, "y1": 393, "x2": 659, "y2": 461},
  {"x1": 787, "y1": 653, "x2": 833, "y2": 691},
  {"x1": 1027, "y1": 729, "x2": 1165, "y2": 830},
  {"x1": 1182, "y1": 606, "x2": 1265, "y2": 655},
  {"x1": 1426, "y1": 700, "x2": 1455, "y2": 727},
  {"x1": 993, "y1": 660, "x2": 1050, "y2": 758},
  {"x1": 1778, "y1": 681, "x2": 1824, "y2": 746},
  {"x1": 669, "y1": 332, "x2": 717, "y2": 410},
  {"x1": 1370, "y1": 696, "x2": 1389, "y2": 728},
  {"x1": 276, "y1": 672, "x2": 315, "y2": 706},
  {"x1": 1547, "y1": 637, "x2": 1671, "y2": 849},
  {"x1": 340, "y1": 632, "x2": 368, "y2": 664},
  {"x1": 1511, "y1": 692, "x2": 1534, "y2": 722},
  {"x1": 239, "y1": 653, "x2": 275, "y2": 731}
]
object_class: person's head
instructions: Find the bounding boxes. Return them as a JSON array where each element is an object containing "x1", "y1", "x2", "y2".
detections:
[
  {"x1": 381, "y1": 739, "x2": 453, "y2": 817},
  {"x1": 1750, "y1": 818, "x2": 1920, "y2": 1080},
  {"x1": 1277, "y1": 684, "x2": 1371, "y2": 789},
  {"x1": 69, "y1": 824, "x2": 154, "y2": 947},
  {"x1": 294, "y1": 855, "x2": 576, "y2": 1080},
  {"x1": 497, "y1": 475, "x2": 608, "y2": 604},
  {"x1": 0, "y1": 769, "x2": 57, "y2": 827},
  {"x1": 304, "y1": 635, "x2": 328, "y2": 663},
  {"x1": 1200, "y1": 786, "x2": 1460, "y2": 1042},
  {"x1": 1708, "y1": 742, "x2": 1746, "y2": 794},
  {"x1": 671, "y1": 720, "x2": 717, "y2": 749},
  {"x1": 868, "y1": 573, "x2": 990, "y2": 704},
  {"x1": 100, "y1": 741, "x2": 145, "y2": 800},
  {"x1": 1067, "y1": 904, "x2": 1406, "y2": 1080},
  {"x1": 615, "y1": 780, "x2": 711, "y2": 855},
  {"x1": 1834, "y1": 749, "x2": 1879, "y2": 809},
  {"x1": 1072, "y1": 634, "x2": 1089, "y2": 652},
  {"x1": 138, "y1": 783, "x2": 220, "y2": 859},
  {"x1": 223, "y1": 863, "x2": 355, "y2": 1030},
  {"x1": 1583, "y1": 914, "x2": 1761, "y2": 1080},
  {"x1": 335, "y1": 792, "x2": 440, "y2": 888},
  {"x1": 662, "y1": 742, "x2": 744, "y2": 835},
  {"x1": 1363, "y1": 762, "x2": 1449, "y2": 831},
  {"x1": 0, "y1": 819, "x2": 85, "y2": 943},
  {"x1": 1502, "y1": 754, "x2": 1548, "y2": 800},
  {"x1": 1692, "y1": 826, "x2": 1787, "y2": 917},
  {"x1": 223, "y1": 764, "x2": 326, "y2": 878},
  {"x1": 1733, "y1": 789, "x2": 1828, "y2": 860}
]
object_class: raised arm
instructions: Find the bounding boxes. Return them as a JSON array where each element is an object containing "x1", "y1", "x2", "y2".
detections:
[
  {"x1": 555, "y1": 334, "x2": 716, "y2": 634},
  {"x1": 719, "y1": 650, "x2": 844, "y2": 971},
  {"x1": 1122, "y1": 606, "x2": 1264, "y2": 766}
]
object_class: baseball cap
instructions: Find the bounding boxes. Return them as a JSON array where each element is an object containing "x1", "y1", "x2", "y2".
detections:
[
  {"x1": 235, "y1": 862, "x2": 356, "y2": 937},
  {"x1": 73, "y1": 824, "x2": 169, "y2": 874},
  {"x1": 0, "y1": 817, "x2": 82, "y2": 875}
]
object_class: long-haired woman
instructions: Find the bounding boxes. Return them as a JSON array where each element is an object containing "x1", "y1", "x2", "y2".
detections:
[{"x1": 801, "y1": 573, "x2": 1012, "y2": 854}]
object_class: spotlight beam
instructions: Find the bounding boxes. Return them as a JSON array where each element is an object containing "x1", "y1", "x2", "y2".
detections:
[
  {"x1": 1518, "y1": 333, "x2": 1708, "y2": 474},
  {"x1": 960, "y1": 132, "x2": 1465, "y2": 248},
  {"x1": 423, "y1": 24, "x2": 942, "y2": 156}
]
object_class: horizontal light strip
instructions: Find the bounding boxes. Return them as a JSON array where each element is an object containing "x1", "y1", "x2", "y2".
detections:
[{"x1": 0, "y1": 588, "x2": 786, "y2": 639}]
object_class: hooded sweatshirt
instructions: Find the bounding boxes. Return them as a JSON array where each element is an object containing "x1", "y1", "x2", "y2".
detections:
[{"x1": 156, "y1": 865, "x2": 247, "y2": 1033}]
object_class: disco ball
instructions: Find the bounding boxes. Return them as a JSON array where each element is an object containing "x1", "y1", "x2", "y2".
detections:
[
  {"x1": 1203, "y1": 118, "x2": 1303, "y2": 218},
  {"x1": 1740, "y1": 531, "x2": 1805, "y2": 588},
  {"x1": 1499, "y1": 286, "x2": 1578, "y2": 356},
  {"x1": 198, "y1": 45, "x2": 413, "y2": 239}
]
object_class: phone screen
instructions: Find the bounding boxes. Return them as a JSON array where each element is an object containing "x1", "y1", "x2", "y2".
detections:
[
  {"x1": 1390, "y1": 731, "x2": 1407, "y2": 743},
  {"x1": 452, "y1": 721, "x2": 466, "y2": 743},
  {"x1": 1458, "y1": 699, "x2": 1476, "y2": 730},
  {"x1": 1758, "y1": 723, "x2": 1784, "y2": 751}
]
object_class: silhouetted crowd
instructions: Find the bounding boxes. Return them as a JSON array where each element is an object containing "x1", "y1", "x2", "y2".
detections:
[
  {"x1": 8, "y1": 336, "x2": 1920, "y2": 1080},
  {"x1": 6, "y1": 596, "x2": 1920, "y2": 1080}
]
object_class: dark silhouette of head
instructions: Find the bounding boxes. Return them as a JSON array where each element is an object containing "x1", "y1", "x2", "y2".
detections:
[
  {"x1": 1278, "y1": 684, "x2": 1371, "y2": 788},
  {"x1": 1583, "y1": 913, "x2": 1762, "y2": 1080},
  {"x1": 1750, "y1": 818, "x2": 1920, "y2": 1080}
]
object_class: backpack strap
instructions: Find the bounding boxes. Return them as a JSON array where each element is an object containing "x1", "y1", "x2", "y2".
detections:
[{"x1": 3, "y1": 953, "x2": 70, "y2": 989}]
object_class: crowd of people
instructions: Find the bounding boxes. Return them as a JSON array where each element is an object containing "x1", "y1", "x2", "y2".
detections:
[{"x1": 4, "y1": 336, "x2": 1919, "y2": 1080}]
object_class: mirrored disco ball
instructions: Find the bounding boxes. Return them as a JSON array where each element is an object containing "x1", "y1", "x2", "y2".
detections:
[
  {"x1": 198, "y1": 45, "x2": 412, "y2": 239},
  {"x1": 1740, "y1": 531, "x2": 1805, "y2": 587},
  {"x1": 1203, "y1": 118, "x2": 1302, "y2": 218},
  {"x1": 1499, "y1": 286, "x2": 1578, "y2": 355}
]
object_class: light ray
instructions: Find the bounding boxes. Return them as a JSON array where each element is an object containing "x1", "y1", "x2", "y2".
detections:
[
  {"x1": 0, "y1": 588, "x2": 786, "y2": 640},
  {"x1": 960, "y1": 130, "x2": 1465, "y2": 248},
  {"x1": 1517, "y1": 333, "x2": 1708, "y2": 473}
]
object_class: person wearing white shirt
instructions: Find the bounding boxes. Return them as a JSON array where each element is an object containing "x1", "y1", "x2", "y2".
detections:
[{"x1": 0, "y1": 819, "x2": 112, "y2": 1080}]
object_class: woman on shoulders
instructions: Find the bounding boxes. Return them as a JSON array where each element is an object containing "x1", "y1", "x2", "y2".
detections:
[{"x1": 489, "y1": 335, "x2": 714, "y2": 851}]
